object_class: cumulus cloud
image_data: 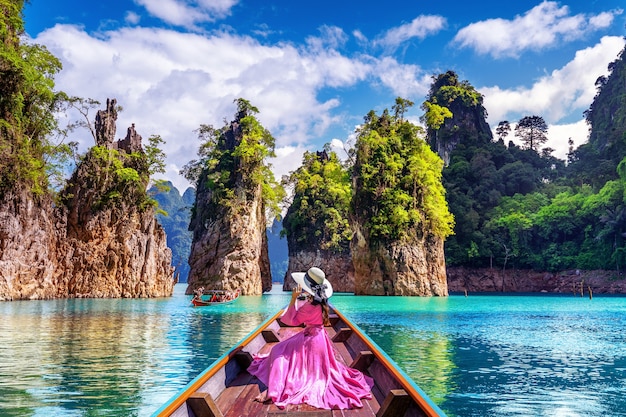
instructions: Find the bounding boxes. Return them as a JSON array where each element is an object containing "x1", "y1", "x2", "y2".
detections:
[
  {"x1": 497, "y1": 119, "x2": 588, "y2": 161},
  {"x1": 375, "y1": 56, "x2": 432, "y2": 98},
  {"x1": 453, "y1": 1, "x2": 622, "y2": 58},
  {"x1": 481, "y1": 36, "x2": 626, "y2": 125},
  {"x1": 125, "y1": 11, "x2": 141, "y2": 25},
  {"x1": 32, "y1": 24, "x2": 412, "y2": 191},
  {"x1": 374, "y1": 15, "x2": 446, "y2": 50},
  {"x1": 135, "y1": 0, "x2": 239, "y2": 29},
  {"x1": 482, "y1": 36, "x2": 625, "y2": 161}
]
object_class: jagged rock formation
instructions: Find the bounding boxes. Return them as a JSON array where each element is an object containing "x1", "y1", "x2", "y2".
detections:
[
  {"x1": 0, "y1": 190, "x2": 63, "y2": 299},
  {"x1": 350, "y1": 226, "x2": 448, "y2": 296},
  {"x1": 186, "y1": 107, "x2": 272, "y2": 295},
  {"x1": 0, "y1": 99, "x2": 174, "y2": 300},
  {"x1": 283, "y1": 251, "x2": 354, "y2": 293},
  {"x1": 348, "y1": 104, "x2": 453, "y2": 296},
  {"x1": 280, "y1": 150, "x2": 354, "y2": 292},
  {"x1": 425, "y1": 71, "x2": 493, "y2": 166},
  {"x1": 95, "y1": 98, "x2": 118, "y2": 147},
  {"x1": 187, "y1": 182, "x2": 271, "y2": 295}
]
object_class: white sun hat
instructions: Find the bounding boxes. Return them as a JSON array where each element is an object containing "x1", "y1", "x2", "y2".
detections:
[{"x1": 291, "y1": 267, "x2": 333, "y2": 299}]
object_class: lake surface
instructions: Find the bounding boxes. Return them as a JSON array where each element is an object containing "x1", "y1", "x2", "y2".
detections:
[{"x1": 1, "y1": 284, "x2": 625, "y2": 417}]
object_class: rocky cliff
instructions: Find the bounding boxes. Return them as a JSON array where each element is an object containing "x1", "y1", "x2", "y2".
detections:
[
  {"x1": 447, "y1": 267, "x2": 626, "y2": 295},
  {"x1": 351, "y1": 226, "x2": 448, "y2": 296},
  {"x1": 0, "y1": 98, "x2": 175, "y2": 300},
  {"x1": 186, "y1": 105, "x2": 272, "y2": 296},
  {"x1": 0, "y1": 190, "x2": 63, "y2": 300},
  {"x1": 283, "y1": 250, "x2": 354, "y2": 293}
]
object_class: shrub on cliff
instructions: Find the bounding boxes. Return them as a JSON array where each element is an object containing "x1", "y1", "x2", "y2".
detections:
[
  {"x1": 0, "y1": 0, "x2": 75, "y2": 197},
  {"x1": 182, "y1": 98, "x2": 284, "y2": 223}
]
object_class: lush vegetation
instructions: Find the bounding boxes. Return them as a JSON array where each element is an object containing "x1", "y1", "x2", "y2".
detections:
[
  {"x1": 0, "y1": 0, "x2": 75, "y2": 197},
  {"x1": 182, "y1": 98, "x2": 285, "y2": 222},
  {"x1": 283, "y1": 98, "x2": 454, "y2": 253},
  {"x1": 1, "y1": 1, "x2": 165, "y2": 212},
  {"x1": 353, "y1": 100, "x2": 454, "y2": 245},
  {"x1": 282, "y1": 149, "x2": 352, "y2": 252},
  {"x1": 438, "y1": 46, "x2": 626, "y2": 274}
]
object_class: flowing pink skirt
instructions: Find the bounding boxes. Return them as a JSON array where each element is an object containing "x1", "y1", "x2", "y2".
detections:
[{"x1": 247, "y1": 325, "x2": 374, "y2": 409}]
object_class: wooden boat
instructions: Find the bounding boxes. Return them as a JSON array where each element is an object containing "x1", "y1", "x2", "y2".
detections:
[
  {"x1": 152, "y1": 305, "x2": 446, "y2": 417},
  {"x1": 191, "y1": 289, "x2": 240, "y2": 307}
]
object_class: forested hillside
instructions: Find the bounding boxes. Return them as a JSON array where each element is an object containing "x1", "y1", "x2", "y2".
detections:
[{"x1": 440, "y1": 45, "x2": 626, "y2": 274}]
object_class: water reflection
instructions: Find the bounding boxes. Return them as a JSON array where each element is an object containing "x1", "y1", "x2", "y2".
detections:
[{"x1": 0, "y1": 292, "x2": 282, "y2": 417}]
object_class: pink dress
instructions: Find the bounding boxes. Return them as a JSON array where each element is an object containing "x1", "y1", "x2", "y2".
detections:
[{"x1": 247, "y1": 300, "x2": 374, "y2": 409}]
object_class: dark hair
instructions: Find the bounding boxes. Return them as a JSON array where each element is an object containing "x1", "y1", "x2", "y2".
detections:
[
  {"x1": 305, "y1": 293, "x2": 330, "y2": 326},
  {"x1": 321, "y1": 302, "x2": 330, "y2": 326}
]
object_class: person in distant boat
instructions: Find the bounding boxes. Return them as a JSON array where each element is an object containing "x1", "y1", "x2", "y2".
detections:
[
  {"x1": 192, "y1": 287, "x2": 204, "y2": 303},
  {"x1": 247, "y1": 267, "x2": 373, "y2": 410}
]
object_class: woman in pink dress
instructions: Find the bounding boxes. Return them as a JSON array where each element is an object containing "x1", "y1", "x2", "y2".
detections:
[{"x1": 247, "y1": 267, "x2": 374, "y2": 410}]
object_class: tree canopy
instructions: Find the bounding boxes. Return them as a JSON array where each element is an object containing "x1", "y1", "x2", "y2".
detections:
[
  {"x1": 282, "y1": 149, "x2": 352, "y2": 252},
  {"x1": 182, "y1": 98, "x2": 285, "y2": 222},
  {"x1": 515, "y1": 115, "x2": 548, "y2": 152},
  {"x1": 353, "y1": 99, "x2": 454, "y2": 245}
]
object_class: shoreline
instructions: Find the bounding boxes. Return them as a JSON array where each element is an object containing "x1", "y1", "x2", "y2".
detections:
[{"x1": 447, "y1": 266, "x2": 626, "y2": 295}]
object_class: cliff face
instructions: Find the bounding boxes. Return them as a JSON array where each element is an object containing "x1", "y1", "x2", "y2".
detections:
[
  {"x1": 186, "y1": 109, "x2": 272, "y2": 296},
  {"x1": 283, "y1": 250, "x2": 354, "y2": 293},
  {"x1": 0, "y1": 190, "x2": 63, "y2": 300},
  {"x1": 351, "y1": 226, "x2": 447, "y2": 296},
  {"x1": 187, "y1": 182, "x2": 271, "y2": 295},
  {"x1": 0, "y1": 99, "x2": 175, "y2": 300},
  {"x1": 425, "y1": 71, "x2": 492, "y2": 166},
  {"x1": 447, "y1": 267, "x2": 626, "y2": 294}
]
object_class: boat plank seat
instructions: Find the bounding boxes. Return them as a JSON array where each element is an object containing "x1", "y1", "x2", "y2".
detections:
[
  {"x1": 376, "y1": 389, "x2": 411, "y2": 417},
  {"x1": 262, "y1": 329, "x2": 281, "y2": 343},
  {"x1": 233, "y1": 350, "x2": 253, "y2": 369},
  {"x1": 350, "y1": 351, "x2": 375, "y2": 373},
  {"x1": 186, "y1": 392, "x2": 223, "y2": 417},
  {"x1": 332, "y1": 327, "x2": 353, "y2": 343}
]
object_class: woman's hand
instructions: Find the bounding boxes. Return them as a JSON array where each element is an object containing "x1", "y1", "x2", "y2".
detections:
[{"x1": 289, "y1": 285, "x2": 301, "y2": 306}]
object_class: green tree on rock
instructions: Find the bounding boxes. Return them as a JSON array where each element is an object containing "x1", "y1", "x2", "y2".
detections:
[
  {"x1": 352, "y1": 98, "x2": 454, "y2": 246},
  {"x1": 282, "y1": 149, "x2": 352, "y2": 253},
  {"x1": 0, "y1": 0, "x2": 72, "y2": 196},
  {"x1": 183, "y1": 98, "x2": 284, "y2": 225}
]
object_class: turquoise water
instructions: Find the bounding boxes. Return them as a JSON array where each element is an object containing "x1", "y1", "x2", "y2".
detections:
[{"x1": 1, "y1": 285, "x2": 625, "y2": 417}]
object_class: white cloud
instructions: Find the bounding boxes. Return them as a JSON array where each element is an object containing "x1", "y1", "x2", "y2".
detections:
[
  {"x1": 498, "y1": 119, "x2": 589, "y2": 161},
  {"x1": 32, "y1": 24, "x2": 409, "y2": 192},
  {"x1": 135, "y1": 0, "x2": 239, "y2": 29},
  {"x1": 125, "y1": 11, "x2": 141, "y2": 25},
  {"x1": 374, "y1": 15, "x2": 446, "y2": 50},
  {"x1": 453, "y1": 1, "x2": 622, "y2": 58},
  {"x1": 481, "y1": 36, "x2": 626, "y2": 125},
  {"x1": 375, "y1": 56, "x2": 432, "y2": 98}
]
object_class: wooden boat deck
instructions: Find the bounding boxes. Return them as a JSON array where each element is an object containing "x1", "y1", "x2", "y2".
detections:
[
  {"x1": 210, "y1": 324, "x2": 382, "y2": 417},
  {"x1": 155, "y1": 307, "x2": 445, "y2": 417}
]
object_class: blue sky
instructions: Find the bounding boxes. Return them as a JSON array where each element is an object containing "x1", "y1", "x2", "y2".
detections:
[{"x1": 24, "y1": 0, "x2": 626, "y2": 192}]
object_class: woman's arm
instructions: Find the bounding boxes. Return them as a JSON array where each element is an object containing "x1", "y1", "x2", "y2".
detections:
[{"x1": 280, "y1": 285, "x2": 303, "y2": 326}]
